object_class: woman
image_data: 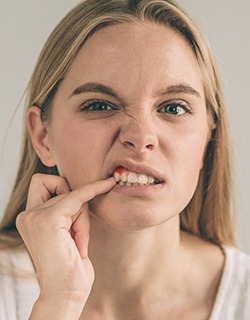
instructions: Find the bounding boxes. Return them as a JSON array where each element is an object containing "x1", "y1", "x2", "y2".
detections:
[{"x1": 0, "y1": 0, "x2": 249, "y2": 319}]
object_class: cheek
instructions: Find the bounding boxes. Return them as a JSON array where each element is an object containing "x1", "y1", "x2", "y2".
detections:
[
  {"x1": 48, "y1": 120, "x2": 113, "y2": 186},
  {"x1": 173, "y1": 127, "x2": 209, "y2": 186},
  {"x1": 160, "y1": 127, "x2": 209, "y2": 215}
]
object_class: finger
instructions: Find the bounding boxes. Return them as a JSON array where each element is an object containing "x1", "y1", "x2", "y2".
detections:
[
  {"x1": 71, "y1": 203, "x2": 90, "y2": 259},
  {"x1": 72, "y1": 177, "x2": 116, "y2": 206},
  {"x1": 26, "y1": 174, "x2": 71, "y2": 209},
  {"x1": 52, "y1": 177, "x2": 116, "y2": 219}
]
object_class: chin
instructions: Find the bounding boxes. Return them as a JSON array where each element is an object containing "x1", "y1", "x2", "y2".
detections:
[{"x1": 88, "y1": 195, "x2": 179, "y2": 231}]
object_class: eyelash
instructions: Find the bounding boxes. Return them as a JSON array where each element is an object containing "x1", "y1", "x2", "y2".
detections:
[
  {"x1": 158, "y1": 101, "x2": 191, "y2": 116},
  {"x1": 80, "y1": 100, "x2": 116, "y2": 112},
  {"x1": 80, "y1": 100, "x2": 191, "y2": 116}
]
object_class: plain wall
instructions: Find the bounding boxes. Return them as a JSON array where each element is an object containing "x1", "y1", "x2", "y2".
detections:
[{"x1": 0, "y1": 0, "x2": 249, "y2": 253}]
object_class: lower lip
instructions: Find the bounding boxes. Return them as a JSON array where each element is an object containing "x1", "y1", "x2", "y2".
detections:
[{"x1": 111, "y1": 182, "x2": 164, "y2": 196}]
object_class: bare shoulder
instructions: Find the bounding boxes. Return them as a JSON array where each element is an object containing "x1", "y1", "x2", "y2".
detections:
[
  {"x1": 180, "y1": 232, "x2": 225, "y2": 310},
  {"x1": 180, "y1": 231, "x2": 225, "y2": 268}
]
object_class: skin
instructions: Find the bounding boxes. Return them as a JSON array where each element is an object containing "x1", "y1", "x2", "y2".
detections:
[{"x1": 18, "y1": 22, "x2": 224, "y2": 319}]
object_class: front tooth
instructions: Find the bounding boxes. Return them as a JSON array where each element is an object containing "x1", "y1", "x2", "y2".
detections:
[
  {"x1": 127, "y1": 172, "x2": 138, "y2": 183},
  {"x1": 114, "y1": 169, "x2": 156, "y2": 185},
  {"x1": 138, "y1": 174, "x2": 148, "y2": 185},
  {"x1": 114, "y1": 172, "x2": 120, "y2": 182},
  {"x1": 121, "y1": 172, "x2": 127, "y2": 182}
]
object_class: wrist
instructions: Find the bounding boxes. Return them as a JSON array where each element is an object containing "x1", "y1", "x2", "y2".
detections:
[{"x1": 29, "y1": 295, "x2": 84, "y2": 320}]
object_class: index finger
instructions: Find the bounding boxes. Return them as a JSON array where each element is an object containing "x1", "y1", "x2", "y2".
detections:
[{"x1": 52, "y1": 177, "x2": 116, "y2": 218}]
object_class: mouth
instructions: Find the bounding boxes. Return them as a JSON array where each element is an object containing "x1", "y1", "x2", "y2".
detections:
[{"x1": 110, "y1": 166, "x2": 164, "y2": 187}]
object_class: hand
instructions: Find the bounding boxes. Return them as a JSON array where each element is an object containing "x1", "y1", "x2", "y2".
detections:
[{"x1": 16, "y1": 173, "x2": 116, "y2": 319}]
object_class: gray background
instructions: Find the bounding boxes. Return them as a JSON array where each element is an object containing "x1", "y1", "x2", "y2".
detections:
[{"x1": 0, "y1": 1, "x2": 249, "y2": 253}]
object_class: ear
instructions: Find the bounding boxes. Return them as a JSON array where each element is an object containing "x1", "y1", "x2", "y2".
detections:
[
  {"x1": 200, "y1": 127, "x2": 213, "y2": 170},
  {"x1": 26, "y1": 106, "x2": 56, "y2": 167}
]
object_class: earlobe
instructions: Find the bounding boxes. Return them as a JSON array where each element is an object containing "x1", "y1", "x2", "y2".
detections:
[{"x1": 26, "y1": 106, "x2": 56, "y2": 167}]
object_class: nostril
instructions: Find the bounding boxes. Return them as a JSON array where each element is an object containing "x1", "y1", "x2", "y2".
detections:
[
  {"x1": 124, "y1": 141, "x2": 135, "y2": 148},
  {"x1": 122, "y1": 141, "x2": 156, "y2": 152},
  {"x1": 146, "y1": 144, "x2": 155, "y2": 151}
]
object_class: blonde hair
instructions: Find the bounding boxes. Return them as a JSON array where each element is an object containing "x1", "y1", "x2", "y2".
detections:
[{"x1": 0, "y1": 0, "x2": 235, "y2": 249}]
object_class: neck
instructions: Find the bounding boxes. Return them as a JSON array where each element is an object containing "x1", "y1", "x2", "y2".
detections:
[
  {"x1": 81, "y1": 216, "x2": 224, "y2": 319},
  {"x1": 86, "y1": 215, "x2": 185, "y2": 312}
]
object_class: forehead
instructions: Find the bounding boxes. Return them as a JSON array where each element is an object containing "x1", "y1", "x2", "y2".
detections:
[{"x1": 61, "y1": 22, "x2": 204, "y2": 100}]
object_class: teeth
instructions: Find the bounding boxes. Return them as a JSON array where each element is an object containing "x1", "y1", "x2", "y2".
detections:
[
  {"x1": 114, "y1": 171, "x2": 120, "y2": 182},
  {"x1": 137, "y1": 174, "x2": 148, "y2": 185},
  {"x1": 113, "y1": 171, "x2": 156, "y2": 186},
  {"x1": 148, "y1": 176, "x2": 154, "y2": 184},
  {"x1": 127, "y1": 172, "x2": 138, "y2": 183},
  {"x1": 121, "y1": 172, "x2": 127, "y2": 182}
]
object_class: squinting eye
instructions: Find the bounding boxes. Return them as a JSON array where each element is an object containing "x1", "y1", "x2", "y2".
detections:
[
  {"x1": 82, "y1": 101, "x2": 113, "y2": 112},
  {"x1": 159, "y1": 103, "x2": 188, "y2": 116}
]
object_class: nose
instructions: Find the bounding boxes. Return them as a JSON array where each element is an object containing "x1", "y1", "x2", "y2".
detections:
[{"x1": 118, "y1": 116, "x2": 159, "y2": 154}]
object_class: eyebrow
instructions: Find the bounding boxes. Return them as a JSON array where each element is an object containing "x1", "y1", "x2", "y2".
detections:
[
  {"x1": 157, "y1": 83, "x2": 201, "y2": 98},
  {"x1": 69, "y1": 82, "x2": 201, "y2": 100},
  {"x1": 69, "y1": 82, "x2": 120, "y2": 100}
]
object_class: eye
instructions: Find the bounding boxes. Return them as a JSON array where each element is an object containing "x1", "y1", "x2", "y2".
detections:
[
  {"x1": 158, "y1": 102, "x2": 190, "y2": 116},
  {"x1": 81, "y1": 100, "x2": 114, "y2": 112}
]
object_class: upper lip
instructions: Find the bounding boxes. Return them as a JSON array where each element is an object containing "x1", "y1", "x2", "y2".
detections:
[{"x1": 108, "y1": 159, "x2": 166, "y2": 183}]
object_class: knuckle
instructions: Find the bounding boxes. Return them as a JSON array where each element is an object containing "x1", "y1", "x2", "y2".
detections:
[
  {"x1": 15, "y1": 210, "x2": 28, "y2": 230},
  {"x1": 30, "y1": 173, "x2": 44, "y2": 184},
  {"x1": 16, "y1": 208, "x2": 48, "y2": 232}
]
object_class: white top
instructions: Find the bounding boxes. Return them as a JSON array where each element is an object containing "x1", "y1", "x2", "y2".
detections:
[{"x1": 0, "y1": 246, "x2": 249, "y2": 319}]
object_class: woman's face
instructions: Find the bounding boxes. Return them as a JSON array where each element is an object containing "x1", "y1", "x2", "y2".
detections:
[{"x1": 45, "y1": 22, "x2": 210, "y2": 229}]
